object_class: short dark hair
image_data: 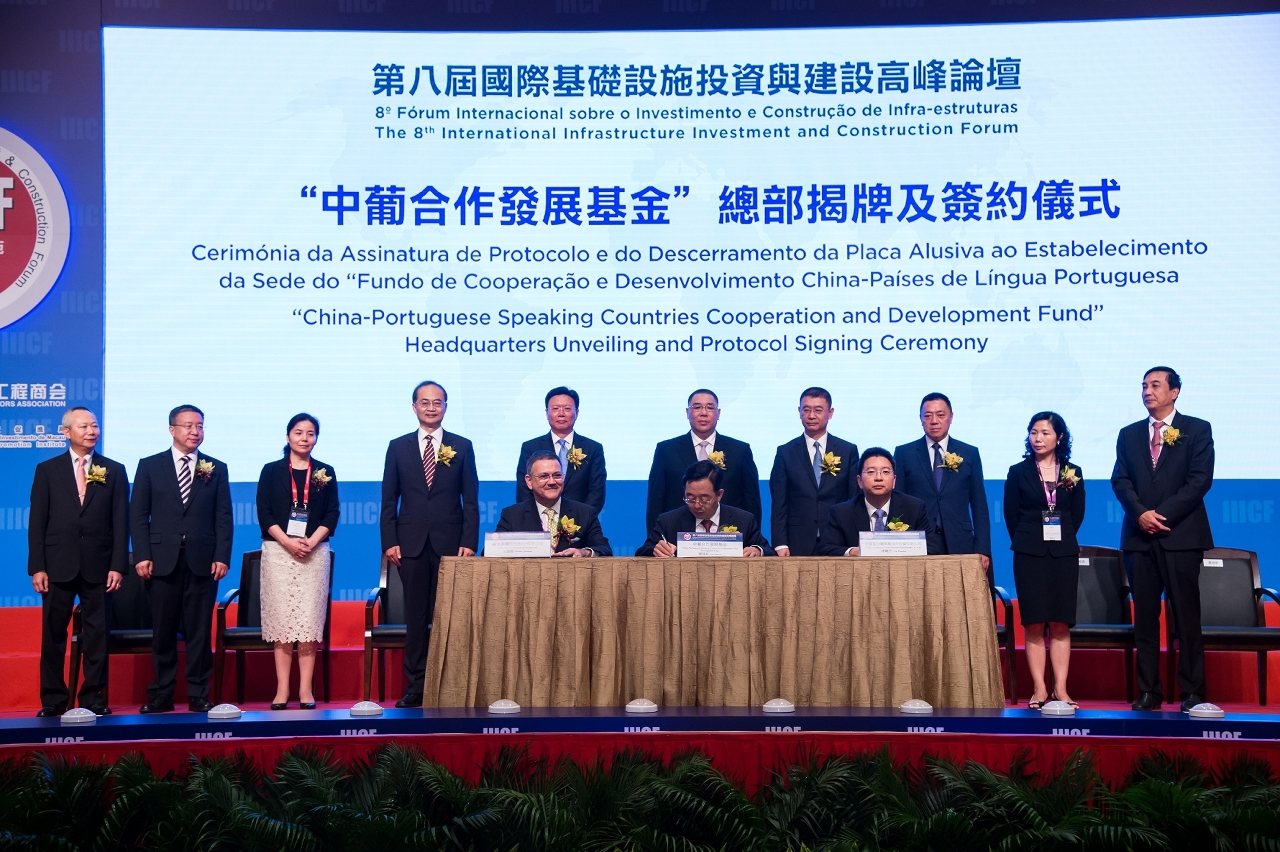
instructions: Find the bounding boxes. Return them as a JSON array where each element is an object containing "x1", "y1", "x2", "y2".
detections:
[
  {"x1": 1023, "y1": 411, "x2": 1072, "y2": 464},
  {"x1": 858, "y1": 447, "x2": 896, "y2": 475},
  {"x1": 1143, "y1": 366, "x2": 1182, "y2": 390},
  {"x1": 919, "y1": 392, "x2": 952, "y2": 412},
  {"x1": 545, "y1": 386, "x2": 580, "y2": 408},
  {"x1": 687, "y1": 388, "x2": 719, "y2": 406},
  {"x1": 682, "y1": 459, "x2": 724, "y2": 491},
  {"x1": 525, "y1": 449, "x2": 559, "y2": 476},
  {"x1": 412, "y1": 381, "x2": 447, "y2": 403},
  {"x1": 799, "y1": 387, "x2": 832, "y2": 407},
  {"x1": 168, "y1": 404, "x2": 204, "y2": 426}
]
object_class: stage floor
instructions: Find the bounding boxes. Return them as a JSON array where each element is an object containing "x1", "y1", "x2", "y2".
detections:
[{"x1": 5, "y1": 702, "x2": 1278, "y2": 746}]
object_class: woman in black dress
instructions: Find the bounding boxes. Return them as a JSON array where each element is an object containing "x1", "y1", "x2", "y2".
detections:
[{"x1": 1003, "y1": 411, "x2": 1086, "y2": 709}]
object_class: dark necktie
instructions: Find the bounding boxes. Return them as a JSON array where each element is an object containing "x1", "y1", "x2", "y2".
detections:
[
  {"x1": 932, "y1": 442, "x2": 944, "y2": 490},
  {"x1": 422, "y1": 435, "x2": 436, "y2": 488},
  {"x1": 178, "y1": 455, "x2": 192, "y2": 505},
  {"x1": 873, "y1": 509, "x2": 887, "y2": 531},
  {"x1": 702, "y1": 519, "x2": 712, "y2": 532},
  {"x1": 811, "y1": 440, "x2": 823, "y2": 485}
]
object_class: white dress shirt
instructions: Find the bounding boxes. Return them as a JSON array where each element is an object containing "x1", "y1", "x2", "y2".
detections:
[
  {"x1": 691, "y1": 431, "x2": 717, "y2": 459},
  {"x1": 807, "y1": 432, "x2": 828, "y2": 464},
  {"x1": 551, "y1": 430, "x2": 575, "y2": 451},
  {"x1": 69, "y1": 447, "x2": 93, "y2": 467},
  {"x1": 695, "y1": 506, "x2": 722, "y2": 532},
  {"x1": 926, "y1": 434, "x2": 950, "y2": 456},
  {"x1": 417, "y1": 425, "x2": 445, "y2": 460},
  {"x1": 171, "y1": 445, "x2": 196, "y2": 477},
  {"x1": 536, "y1": 498, "x2": 563, "y2": 532},
  {"x1": 865, "y1": 497, "x2": 892, "y2": 527}
]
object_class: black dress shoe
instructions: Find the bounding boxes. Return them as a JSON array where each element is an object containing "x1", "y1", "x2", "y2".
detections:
[
  {"x1": 188, "y1": 698, "x2": 212, "y2": 713},
  {"x1": 1131, "y1": 692, "x2": 1163, "y2": 711},
  {"x1": 140, "y1": 698, "x2": 175, "y2": 714},
  {"x1": 270, "y1": 702, "x2": 289, "y2": 710},
  {"x1": 35, "y1": 706, "x2": 66, "y2": 718},
  {"x1": 84, "y1": 705, "x2": 112, "y2": 716},
  {"x1": 1181, "y1": 694, "x2": 1206, "y2": 713},
  {"x1": 395, "y1": 693, "x2": 423, "y2": 708}
]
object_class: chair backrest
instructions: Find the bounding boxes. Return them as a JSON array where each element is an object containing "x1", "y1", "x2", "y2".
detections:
[
  {"x1": 1076, "y1": 546, "x2": 1129, "y2": 624},
  {"x1": 1199, "y1": 548, "x2": 1262, "y2": 628},
  {"x1": 379, "y1": 557, "x2": 406, "y2": 625},
  {"x1": 237, "y1": 551, "x2": 263, "y2": 628},
  {"x1": 106, "y1": 553, "x2": 152, "y2": 632}
]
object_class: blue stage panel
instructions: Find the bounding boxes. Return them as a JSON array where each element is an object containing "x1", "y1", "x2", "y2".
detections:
[{"x1": 6, "y1": 706, "x2": 1276, "y2": 746}]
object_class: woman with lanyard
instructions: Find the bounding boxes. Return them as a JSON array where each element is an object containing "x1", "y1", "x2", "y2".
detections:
[
  {"x1": 255, "y1": 413, "x2": 340, "y2": 709},
  {"x1": 1003, "y1": 411, "x2": 1087, "y2": 709}
]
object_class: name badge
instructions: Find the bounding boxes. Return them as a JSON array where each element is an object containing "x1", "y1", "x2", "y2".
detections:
[
  {"x1": 1042, "y1": 511, "x2": 1062, "y2": 541},
  {"x1": 287, "y1": 507, "x2": 309, "y2": 538}
]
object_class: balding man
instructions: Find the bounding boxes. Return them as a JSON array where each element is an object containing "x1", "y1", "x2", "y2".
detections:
[{"x1": 27, "y1": 408, "x2": 129, "y2": 717}]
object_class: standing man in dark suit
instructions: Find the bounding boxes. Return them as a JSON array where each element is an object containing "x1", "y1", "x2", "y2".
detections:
[
  {"x1": 381, "y1": 380, "x2": 480, "y2": 707},
  {"x1": 893, "y1": 393, "x2": 991, "y2": 570},
  {"x1": 131, "y1": 405, "x2": 233, "y2": 713},
  {"x1": 637, "y1": 460, "x2": 774, "y2": 557},
  {"x1": 27, "y1": 408, "x2": 128, "y2": 717},
  {"x1": 514, "y1": 387, "x2": 606, "y2": 512},
  {"x1": 818, "y1": 448, "x2": 943, "y2": 556},
  {"x1": 496, "y1": 451, "x2": 611, "y2": 556},
  {"x1": 646, "y1": 389, "x2": 761, "y2": 534},
  {"x1": 1112, "y1": 367, "x2": 1215, "y2": 713},
  {"x1": 769, "y1": 387, "x2": 858, "y2": 556}
]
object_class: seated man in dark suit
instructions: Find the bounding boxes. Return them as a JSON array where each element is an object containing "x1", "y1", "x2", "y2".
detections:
[
  {"x1": 496, "y1": 451, "x2": 611, "y2": 556},
  {"x1": 514, "y1": 386, "x2": 606, "y2": 512},
  {"x1": 637, "y1": 460, "x2": 774, "y2": 557},
  {"x1": 818, "y1": 447, "x2": 943, "y2": 556}
]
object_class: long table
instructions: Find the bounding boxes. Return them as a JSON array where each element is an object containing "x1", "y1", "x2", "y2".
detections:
[{"x1": 423, "y1": 556, "x2": 1004, "y2": 709}]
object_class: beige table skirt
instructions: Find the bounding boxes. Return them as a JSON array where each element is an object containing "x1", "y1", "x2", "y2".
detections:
[{"x1": 423, "y1": 556, "x2": 1004, "y2": 709}]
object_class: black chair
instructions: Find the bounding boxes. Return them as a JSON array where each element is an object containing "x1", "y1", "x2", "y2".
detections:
[
  {"x1": 364, "y1": 557, "x2": 407, "y2": 701},
  {"x1": 213, "y1": 549, "x2": 335, "y2": 705},
  {"x1": 1168, "y1": 548, "x2": 1280, "y2": 706},
  {"x1": 991, "y1": 581, "x2": 1018, "y2": 704},
  {"x1": 1068, "y1": 546, "x2": 1136, "y2": 701},
  {"x1": 69, "y1": 554, "x2": 156, "y2": 707}
]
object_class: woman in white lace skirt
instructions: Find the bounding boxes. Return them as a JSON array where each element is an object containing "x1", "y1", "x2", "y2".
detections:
[{"x1": 255, "y1": 413, "x2": 339, "y2": 709}]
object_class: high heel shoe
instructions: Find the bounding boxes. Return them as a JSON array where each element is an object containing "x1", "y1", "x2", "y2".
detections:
[
  {"x1": 299, "y1": 701, "x2": 317, "y2": 710},
  {"x1": 270, "y1": 701, "x2": 289, "y2": 710}
]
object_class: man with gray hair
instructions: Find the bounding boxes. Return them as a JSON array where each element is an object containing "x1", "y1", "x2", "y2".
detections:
[{"x1": 27, "y1": 407, "x2": 129, "y2": 717}]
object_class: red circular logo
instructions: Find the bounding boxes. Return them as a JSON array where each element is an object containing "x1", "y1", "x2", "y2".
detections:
[{"x1": 0, "y1": 127, "x2": 69, "y2": 328}]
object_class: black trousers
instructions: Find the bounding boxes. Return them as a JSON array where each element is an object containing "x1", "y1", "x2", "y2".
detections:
[
  {"x1": 398, "y1": 546, "x2": 441, "y2": 696},
  {"x1": 1128, "y1": 544, "x2": 1205, "y2": 698},
  {"x1": 147, "y1": 552, "x2": 216, "y2": 701},
  {"x1": 40, "y1": 575, "x2": 107, "y2": 710}
]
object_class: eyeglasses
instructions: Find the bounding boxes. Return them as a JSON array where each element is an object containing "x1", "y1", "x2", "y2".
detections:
[
  {"x1": 547, "y1": 406, "x2": 576, "y2": 415},
  {"x1": 688, "y1": 404, "x2": 718, "y2": 413},
  {"x1": 531, "y1": 473, "x2": 564, "y2": 482},
  {"x1": 683, "y1": 495, "x2": 716, "y2": 506},
  {"x1": 415, "y1": 400, "x2": 445, "y2": 409}
]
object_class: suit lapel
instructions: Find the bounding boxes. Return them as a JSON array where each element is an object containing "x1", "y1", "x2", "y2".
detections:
[
  {"x1": 796, "y1": 437, "x2": 820, "y2": 495},
  {"x1": 917, "y1": 439, "x2": 940, "y2": 494},
  {"x1": 78, "y1": 453, "x2": 100, "y2": 515},
  {"x1": 1153, "y1": 414, "x2": 1179, "y2": 476},
  {"x1": 678, "y1": 435, "x2": 699, "y2": 468},
  {"x1": 185, "y1": 452, "x2": 206, "y2": 513},
  {"x1": 1024, "y1": 459, "x2": 1050, "y2": 509}
]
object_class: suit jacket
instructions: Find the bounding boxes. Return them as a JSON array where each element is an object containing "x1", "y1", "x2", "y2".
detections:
[
  {"x1": 893, "y1": 436, "x2": 991, "y2": 556},
  {"x1": 817, "y1": 491, "x2": 943, "y2": 556},
  {"x1": 514, "y1": 432, "x2": 606, "y2": 511},
  {"x1": 494, "y1": 498, "x2": 612, "y2": 556},
  {"x1": 27, "y1": 452, "x2": 129, "y2": 583},
  {"x1": 380, "y1": 430, "x2": 480, "y2": 558},
  {"x1": 1110, "y1": 413, "x2": 1214, "y2": 551},
  {"x1": 1003, "y1": 458, "x2": 1086, "y2": 557},
  {"x1": 129, "y1": 449, "x2": 234, "y2": 577},
  {"x1": 635, "y1": 503, "x2": 775, "y2": 557},
  {"x1": 646, "y1": 433, "x2": 761, "y2": 533},
  {"x1": 256, "y1": 457, "x2": 341, "y2": 541},
  {"x1": 768, "y1": 433, "x2": 859, "y2": 555}
]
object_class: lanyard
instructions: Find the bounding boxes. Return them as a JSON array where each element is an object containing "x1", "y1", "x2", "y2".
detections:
[
  {"x1": 290, "y1": 459, "x2": 312, "y2": 509},
  {"x1": 1037, "y1": 461, "x2": 1059, "y2": 510}
]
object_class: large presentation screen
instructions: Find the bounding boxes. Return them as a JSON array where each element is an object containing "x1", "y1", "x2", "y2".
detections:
[{"x1": 101, "y1": 16, "x2": 1279, "y2": 573}]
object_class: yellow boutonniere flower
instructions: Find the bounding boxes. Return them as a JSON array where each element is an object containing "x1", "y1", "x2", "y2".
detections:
[
  {"x1": 558, "y1": 516, "x2": 581, "y2": 538},
  {"x1": 436, "y1": 444, "x2": 457, "y2": 466},
  {"x1": 706, "y1": 450, "x2": 726, "y2": 470},
  {"x1": 1057, "y1": 466, "x2": 1081, "y2": 490},
  {"x1": 311, "y1": 467, "x2": 333, "y2": 489},
  {"x1": 85, "y1": 464, "x2": 108, "y2": 486},
  {"x1": 194, "y1": 459, "x2": 215, "y2": 481},
  {"x1": 820, "y1": 451, "x2": 841, "y2": 477},
  {"x1": 719, "y1": 525, "x2": 738, "y2": 533},
  {"x1": 1162, "y1": 427, "x2": 1181, "y2": 447},
  {"x1": 886, "y1": 519, "x2": 910, "y2": 531},
  {"x1": 942, "y1": 452, "x2": 964, "y2": 472},
  {"x1": 567, "y1": 447, "x2": 586, "y2": 469}
]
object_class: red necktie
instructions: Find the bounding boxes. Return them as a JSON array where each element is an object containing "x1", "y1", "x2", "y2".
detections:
[
  {"x1": 422, "y1": 435, "x2": 436, "y2": 488},
  {"x1": 702, "y1": 519, "x2": 712, "y2": 532},
  {"x1": 1150, "y1": 420, "x2": 1164, "y2": 468}
]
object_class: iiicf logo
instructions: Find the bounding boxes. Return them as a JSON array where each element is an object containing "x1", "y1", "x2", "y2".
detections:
[{"x1": 0, "y1": 127, "x2": 70, "y2": 329}]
